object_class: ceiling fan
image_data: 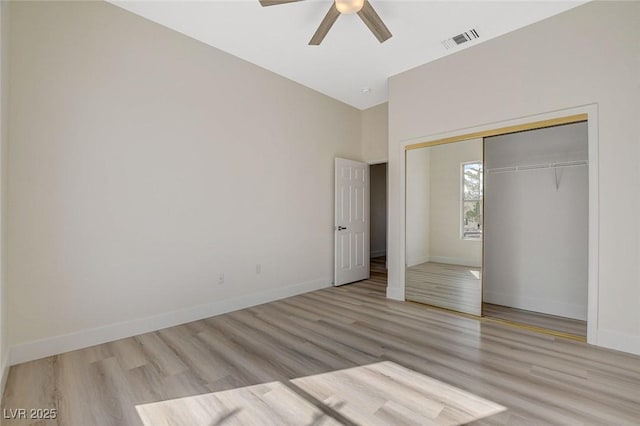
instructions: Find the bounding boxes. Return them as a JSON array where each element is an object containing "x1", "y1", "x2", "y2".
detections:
[{"x1": 259, "y1": 0, "x2": 392, "y2": 45}]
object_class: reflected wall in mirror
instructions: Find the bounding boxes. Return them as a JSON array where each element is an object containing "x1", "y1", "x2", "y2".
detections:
[{"x1": 405, "y1": 138, "x2": 483, "y2": 315}]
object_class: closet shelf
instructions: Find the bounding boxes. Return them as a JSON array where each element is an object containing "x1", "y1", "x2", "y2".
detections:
[{"x1": 485, "y1": 160, "x2": 588, "y2": 174}]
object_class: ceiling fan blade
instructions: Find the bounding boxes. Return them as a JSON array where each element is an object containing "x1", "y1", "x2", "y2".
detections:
[
  {"x1": 357, "y1": 0, "x2": 392, "y2": 43},
  {"x1": 309, "y1": 3, "x2": 340, "y2": 45},
  {"x1": 259, "y1": 0, "x2": 304, "y2": 7}
]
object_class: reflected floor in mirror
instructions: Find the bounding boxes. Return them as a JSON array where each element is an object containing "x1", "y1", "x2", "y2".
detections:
[{"x1": 406, "y1": 262, "x2": 482, "y2": 316}]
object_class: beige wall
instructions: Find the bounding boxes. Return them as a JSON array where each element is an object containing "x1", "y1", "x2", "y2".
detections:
[
  {"x1": 0, "y1": 0, "x2": 8, "y2": 392},
  {"x1": 388, "y1": 1, "x2": 640, "y2": 354},
  {"x1": 405, "y1": 139, "x2": 482, "y2": 268},
  {"x1": 361, "y1": 103, "x2": 388, "y2": 163},
  {"x1": 7, "y1": 1, "x2": 361, "y2": 362},
  {"x1": 429, "y1": 139, "x2": 482, "y2": 267},
  {"x1": 405, "y1": 148, "x2": 430, "y2": 266}
]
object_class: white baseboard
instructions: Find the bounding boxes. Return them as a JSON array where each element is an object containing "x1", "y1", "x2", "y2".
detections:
[
  {"x1": 370, "y1": 250, "x2": 387, "y2": 258},
  {"x1": 428, "y1": 256, "x2": 481, "y2": 268},
  {"x1": 0, "y1": 355, "x2": 9, "y2": 401},
  {"x1": 406, "y1": 255, "x2": 430, "y2": 268},
  {"x1": 9, "y1": 278, "x2": 331, "y2": 366},
  {"x1": 596, "y1": 328, "x2": 640, "y2": 356},
  {"x1": 483, "y1": 290, "x2": 587, "y2": 321},
  {"x1": 386, "y1": 285, "x2": 404, "y2": 301},
  {"x1": 407, "y1": 256, "x2": 481, "y2": 268}
]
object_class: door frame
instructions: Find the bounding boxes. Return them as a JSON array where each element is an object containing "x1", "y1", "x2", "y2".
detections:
[{"x1": 398, "y1": 104, "x2": 599, "y2": 345}]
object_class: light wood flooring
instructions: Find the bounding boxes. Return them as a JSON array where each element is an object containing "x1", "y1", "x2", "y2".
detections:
[
  {"x1": 406, "y1": 262, "x2": 482, "y2": 316},
  {"x1": 483, "y1": 303, "x2": 587, "y2": 338},
  {"x1": 369, "y1": 255, "x2": 386, "y2": 278},
  {"x1": 3, "y1": 259, "x2": 640, "y2": 425},
  {"x1": 406, "y1": 261, "x2": 586, "y2": 338}
]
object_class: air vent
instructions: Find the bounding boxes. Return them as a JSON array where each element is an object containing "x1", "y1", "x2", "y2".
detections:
[{"x1": 442, "y1": 28, "x2": 480, "y2": 50}]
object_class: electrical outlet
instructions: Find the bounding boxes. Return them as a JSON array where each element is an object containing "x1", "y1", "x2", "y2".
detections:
[
  {"x1": 256, "y1": 264, "x2": 261, "y2": 274},
  {"x1": 218, "y1": 274, "x2": 224, "y2": 285}
]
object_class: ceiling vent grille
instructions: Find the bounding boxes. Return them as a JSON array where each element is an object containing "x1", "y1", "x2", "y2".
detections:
[{"x1": 442, "y1": 28, "x2": 480, "y2": 50}]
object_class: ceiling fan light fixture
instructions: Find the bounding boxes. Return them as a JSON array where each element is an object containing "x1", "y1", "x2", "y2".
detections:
[{"x1": 335, "y1": 0, "x2": 365, "y2": 14}]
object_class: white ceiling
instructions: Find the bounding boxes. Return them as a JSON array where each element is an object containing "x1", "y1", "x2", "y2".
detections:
[{"x1": 110, "y1": 0, "x2": 586, "y2": 110}]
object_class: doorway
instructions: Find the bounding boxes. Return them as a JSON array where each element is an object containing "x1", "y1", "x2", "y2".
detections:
[{"x1": 370, "y1": 163, "x2": 387, "y2": 279}]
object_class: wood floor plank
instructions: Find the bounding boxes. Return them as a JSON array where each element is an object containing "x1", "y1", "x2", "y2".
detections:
[
  {"x1": 134, "y1": 333, "x2": 189, "y2": 378},
  {"x1": 155, "y1": 325, "x2": 230, "y2": 385},
  {"x1": 483, "y1": 303, "x2": 587, "y2": 337},
  {"x1": 108, "y1": 338, "x2": 148, "y2": 371},
  {"x1": 3, "y1": 258, "x2": 640, "y2": 425},
  {"x1": 2, "y1": 358, "x2": 57, "y2": 426},
  {"x1": 88, "y1": 357, "x2": 143, "y2": 426}
]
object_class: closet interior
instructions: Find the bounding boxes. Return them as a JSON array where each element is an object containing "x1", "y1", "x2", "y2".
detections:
[{"x1": 405, "y1": 120, "x2": 588, "y2": 338}]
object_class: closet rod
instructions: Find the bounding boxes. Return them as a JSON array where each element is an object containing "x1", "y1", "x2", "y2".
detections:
[{"x1": 485, "y1": 160, "x2": 588, "y2": 174}]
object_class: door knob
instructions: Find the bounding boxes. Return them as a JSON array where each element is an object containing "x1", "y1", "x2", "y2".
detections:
[{"x1": 337, "y1": 226, "x2": 347, "y2": 231}]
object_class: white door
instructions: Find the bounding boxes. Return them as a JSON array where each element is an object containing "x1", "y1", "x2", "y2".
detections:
[{"x1": 335, "y1": 158, "x2": 370, "y2": 286}]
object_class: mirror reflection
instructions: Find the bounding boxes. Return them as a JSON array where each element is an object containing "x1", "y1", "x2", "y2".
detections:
[{"x1": 405, "y1": 138, "x2": 483, "y2": 316}]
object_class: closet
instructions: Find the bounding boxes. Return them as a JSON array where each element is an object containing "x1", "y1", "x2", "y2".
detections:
[
  {"x1": 483, "y1": 121, "x2": 588, "y2": 336},
  {"x1": 405, "y1": 120, "x2": 589, "y2": 338}
]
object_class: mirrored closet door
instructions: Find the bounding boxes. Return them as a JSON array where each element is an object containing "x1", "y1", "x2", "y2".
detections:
[
  {"x1": 404, "y1": 120, "x2": 588, "y2": 338},
  {"x1": 405, "y1": 139, "x2": 483, "y2": 315}
]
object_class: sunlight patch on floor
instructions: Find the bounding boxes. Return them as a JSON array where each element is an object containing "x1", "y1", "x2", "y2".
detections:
[
  {"x1": 136, "y1": 380, "x2": 339, "y2": 426},
  {"x1": 136, "y1": 361, "x2": 505, "y2": 425}
]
